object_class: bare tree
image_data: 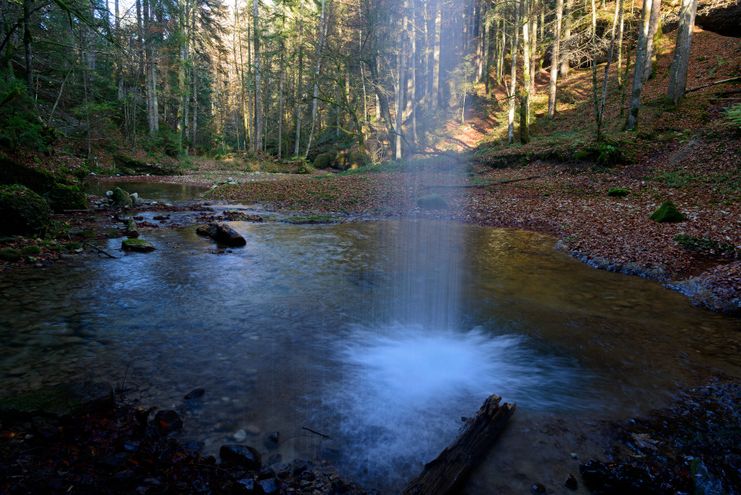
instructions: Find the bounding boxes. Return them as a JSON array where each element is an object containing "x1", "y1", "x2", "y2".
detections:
[
  {"x1": 548, "y1": 0, "x2": 564, "y2": 117},
  {"x1": 625, "y1": 0, "x2": 652, "y2": 130},
  {"x1": 667, "y1": 0, "x2": 698, "y2": 104}
]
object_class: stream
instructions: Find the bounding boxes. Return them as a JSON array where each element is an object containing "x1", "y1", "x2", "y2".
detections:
[{"x1": 1, "y1": 183, "x2": 739, "y2": 493}]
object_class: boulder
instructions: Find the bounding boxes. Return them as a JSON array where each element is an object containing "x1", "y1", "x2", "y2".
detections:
[
  {"x1": 122, "y1": 238, "x2": 155, "y2": 252},
  {"x1": 0, "y1": 184, "x2": 51, "y2": 236},
  {"x1": 219, "y1": 444, "x2": 262, "y2": 470},
  {"x1": 111, "y1": 187, "x2": 132, "y2": 208},
  {"x1": 47, "y1": 183, "x2": 88, "y2": 212},
  {"x1": 124, "y1": 219, "x2": 139, "y2": 238},
  {"x1": 196, "y1": 223, "x2": 246, "y2": 247},
  {"x1": 0, "y1": 156, "x2": 56, "y2": 193}
]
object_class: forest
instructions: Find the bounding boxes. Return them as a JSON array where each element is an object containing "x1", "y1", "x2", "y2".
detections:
[{"x1": 0, "y1": 0, "x2": 739, "y2": 493}]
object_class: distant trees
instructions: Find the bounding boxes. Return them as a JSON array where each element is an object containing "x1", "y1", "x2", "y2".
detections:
[{"x1": 0, "y1": 0, "x2": 717, "y2": 159}]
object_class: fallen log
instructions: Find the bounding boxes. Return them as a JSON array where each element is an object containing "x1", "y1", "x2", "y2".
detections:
[{"x1": 402, "y1": 394, "x2": 515, "y2": 495}]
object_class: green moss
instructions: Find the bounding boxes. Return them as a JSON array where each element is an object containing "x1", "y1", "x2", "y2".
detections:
[
  {"x1": 607, "y1": 188, "x2": 630, "y2": 197},
  {"x1": 21, "y1": 245, "x2": 41, "y2": 255},
  {"x1": 0, "y1": 247, "x2": 21, "y2": 261},
  {"x1": 46, "y1": 183, "x2": 88, "y2": 212},
  {"x1": 674, "y1": 234, "x2": 736, "y2": 258},
  {"x1": 652, "y1": 170, "x2": 697, "y2": 188},
  {"x1": 417, "y1": 193, "x2": 449, "y2": 210},
  {"x1": 650, "y1": 201, "x2": 685, "y2": 223},
  {"x1": 111, "y1": 187, "x2": 132, "y2": 207},
  {"x1": 313, "y1": 151, "x2": 337, "y2": 170},
  {"x1": 0, "y1": 156, "x2": 57, "y2": 193},
  {"x1": 0, "y1": 184, "x2": 51, "y2": 236},
  {"x1": 121, "y1": 238, "x2": 155, "y2": 252}
]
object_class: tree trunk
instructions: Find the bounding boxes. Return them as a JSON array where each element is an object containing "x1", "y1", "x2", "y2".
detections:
[
  {"x1": 402, "y1": 395, "x2": 515, "y2": 495},
  {"x1": 294, "y1": 8, "x2": 304, "y2": 157},
  {"x1": 626, "y1": 0, "x2": 652, "y2": 130},
  {"x1": 305, "y1": 0, "x2": 328, "y2": 158},
  {"x1": 23, "y1": 0, "x2": 33, "y2": 96},
  {"x1": 667, "y1": 0, "x2": 697, "y2": 104},
  {"x1": 520, "y1": 0, "x2": 531, "y2": 144},
  {"x1": 507, "y1": 1, "x2": 520, "y2": 144},
  {"x1": 643, "y1": 0, "x2": 661, "y2": 81},
  {"x1": 252, "y1": 0, "x2": 262, "y2": 153},
  {"x1": 431, "y1": 0, "x2": 441, "y2": 111},
  {"x1": 561, "y1": 0, "x2": 573, "y2": 76},
  {"x1": 548, "y1": 0, "x2": 564, "y2": 117}
]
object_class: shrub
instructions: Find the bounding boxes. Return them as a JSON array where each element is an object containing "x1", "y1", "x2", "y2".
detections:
[
  {"x1": 0, "y1": 184, "x2": 51, "y2": 236},
  {"x1": 607, "y1": 188, "x2": 630, "y2": 197},
  {"x1": 46, "y1": 184, "x2": 88, "y2": 212},
  {"x1": 313, "y1": 151, "x2": 337, "y2": 169},
  {"x1": 0, "y1": 74, "x2": 49, "y2": 151},
  {"x1": 0, "y1": 156, "x2": 57, "y2": 193},
  {"x1": 650, "y1": 201, "x2": 685, "y2": 223},
  {"x1": 674, "y1": 234, "x2": 736, "y2": 258},
  {"x1": 0, "y1": 247, "x2": 21, "y2": 262},
  {"x1": 724, "y1": 104, "x2": 741, "y2": 130}
]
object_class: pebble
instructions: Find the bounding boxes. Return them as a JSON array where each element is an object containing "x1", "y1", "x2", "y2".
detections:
[{"x1": 233, "y1": 429, "x2": 247, "y2": 442}]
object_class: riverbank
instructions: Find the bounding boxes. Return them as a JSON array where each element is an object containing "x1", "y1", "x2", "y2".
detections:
[{"x1": 0, "y1": 383, "x2": 366, "y2": 495}]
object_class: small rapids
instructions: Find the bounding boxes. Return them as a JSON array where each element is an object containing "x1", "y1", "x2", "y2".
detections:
[{"x1": 319, "y1": 323, "x2": 585, "y2": 487}]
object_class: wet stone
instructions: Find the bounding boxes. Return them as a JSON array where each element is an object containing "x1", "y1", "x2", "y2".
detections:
[
  {"x1": 153, "y1": 410, "x2": 183, "y2": 435},
  {"x1": 219, "y1": 444, "x2": 261, "y2": 470},
  {"x1": 184, "y1": 387, "x2": 205, "y2": 400},
  {"x1": 259, "y1": 477, "x2": 279, "y2": 495}
]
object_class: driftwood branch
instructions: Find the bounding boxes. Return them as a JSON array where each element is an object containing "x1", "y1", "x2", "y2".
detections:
[
  {"x1": 685, "y1": 76, "x2": 741, "y2": 94},
  {"x1": 402, "y1": 394, "x2": 515, "y2": 495},
  {"x1": 84, "y1": 241, "x2": 118, "y2": 259},
  {"x1": 301, "y1": 426, "x2": 330, "y2": 439}
]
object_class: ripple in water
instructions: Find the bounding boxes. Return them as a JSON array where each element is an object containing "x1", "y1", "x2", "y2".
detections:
[{"x1": 320, "y1": 323, "x2": 587, "y2": 488}]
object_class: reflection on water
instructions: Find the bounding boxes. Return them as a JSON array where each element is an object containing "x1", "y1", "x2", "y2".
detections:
[
  {"x1": 0, "y1": 221, "x2": 738, "y2": 492},
  {"x1": 84, "y1": 179, "x2": 209, "y2": 202}
]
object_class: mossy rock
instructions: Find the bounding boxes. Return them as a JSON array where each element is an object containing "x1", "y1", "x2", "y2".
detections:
[
  {"x1": 122, "y1": 238, "x2": 155, "y2": 252},
  {"x1": 0, "y1": 184, "x2": 51, "y2": 236},
  {"x1": 111, "y1": 187, "x2": 132, "y2": 208},
  {"x1": 335, "y1": 148, "x2": 371, "y2": 171},
  {"x1": 313, "y1": 151, "x2": 337, "y2": 170},
  {"x1": 46, "y1": 183, "x2": 88, "y2": 212},
  {"x1": 650, "y1": 201, "x2": 685, "y2": 223},
  {"x1": 417, "y1": 193, "x2": 449, "y2": 210},
  {"x1": 607, "y1": 188, "x2": 630, "y2": 197},
  {"x1": 0, "y1": 156, "x2": 57, "y2": 193},
  {"x1": 0, "y1": 247, "x2": 21, "y2": 262}
]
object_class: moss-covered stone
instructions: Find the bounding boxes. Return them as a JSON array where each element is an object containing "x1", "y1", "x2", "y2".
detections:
[
  {"x1": 0, "y1": 184, "x2": 51, "y2": 236},
  {"x1": 0, "y1": 247, "x2": 21, "y2": 261},
  {"x1": 650, "y1": 201, "x2": 685, "y2": 223},
  {"x1": 417, "y1": 193, "x2": 449, "y2": 210},
  {"x1": 122, "y1": 238, "x2": 155, "y2": 252},
  {"x1": 607, "y1": 188, "x2": 630, "y2": 197},
  {"x1": 111, "y1": 187, "x2": 132, "y2": 208},
  {"x1": 46, "y1": 183, "x2": 88, "y2": 212},
  {"x1": 313, "y1": 151, "x2": 337, "y2": 170},
  {"x1": 674, "y1": 234, "x2": 736, "y2": 258}
]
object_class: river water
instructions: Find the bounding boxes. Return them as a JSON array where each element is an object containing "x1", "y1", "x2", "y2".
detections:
[{"x1": 1, "y1": 215, "x2": 739, "y2": 493}]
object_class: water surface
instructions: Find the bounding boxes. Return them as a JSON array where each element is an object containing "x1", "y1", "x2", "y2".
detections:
[{"x1": 0, "y1": 221, "x2": 738, "y2": 492}]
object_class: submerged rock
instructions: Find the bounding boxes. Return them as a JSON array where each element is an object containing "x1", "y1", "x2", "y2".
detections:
[
  {"x1": 417, "y1": 193, "x2": 449, "y2": 210},
  {"x1": 184, "y1": 387, "x2": 205, "y2": 400},
  {"x1": 121, "y1": 238, "x2": 155, "y2": 252},
  {"x1": 219, "y1": 444, "x2": 262, "y2": 470},
  {"x1": 196, "y1": 223, "x2": 246, "y2": 247}
]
